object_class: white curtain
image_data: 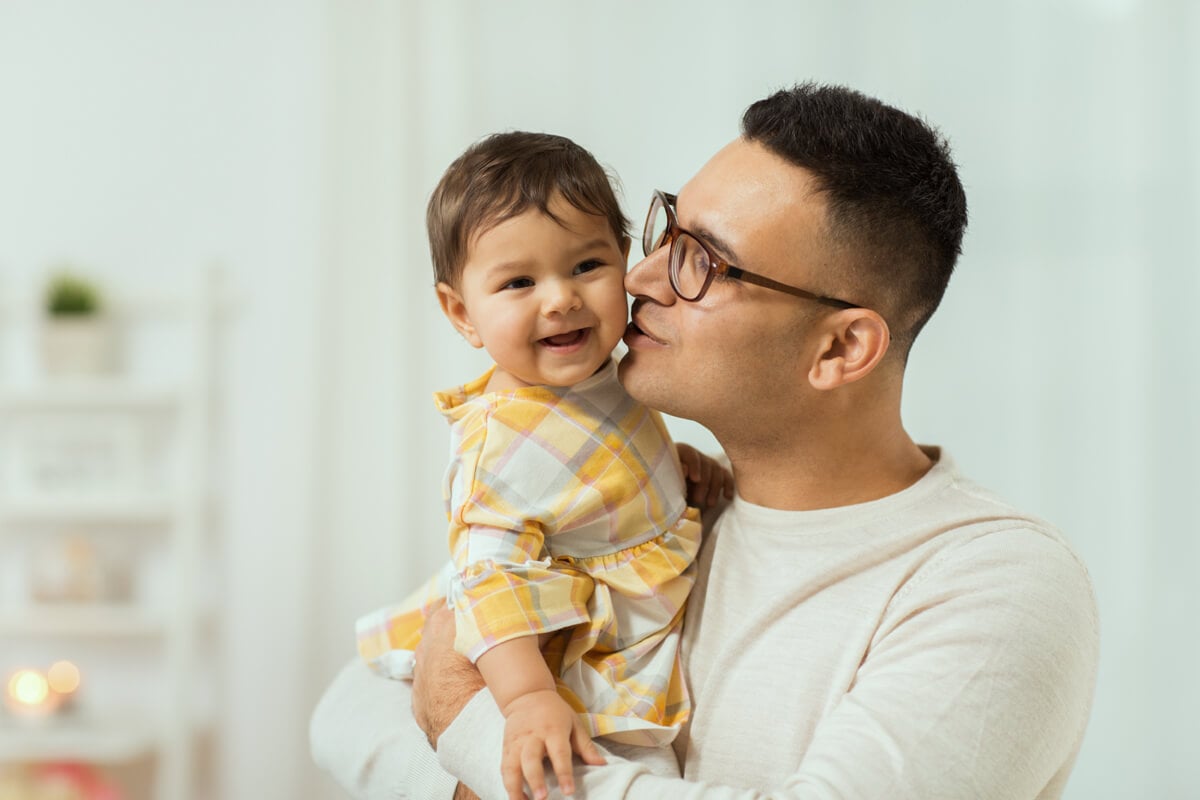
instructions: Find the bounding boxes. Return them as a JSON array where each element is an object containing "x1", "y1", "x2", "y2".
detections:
[{"x1": 311, "y1": 1, "x2": 1200, "y2": 798}]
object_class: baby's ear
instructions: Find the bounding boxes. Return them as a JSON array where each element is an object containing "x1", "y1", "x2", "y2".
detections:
[{"x1": 436, "y1": 282, "x2": 483, "y2": 348}]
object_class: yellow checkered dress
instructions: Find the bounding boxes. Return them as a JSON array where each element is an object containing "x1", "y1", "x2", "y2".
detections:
[{"x1": 356, "y1": 359, "x2": 702, "y2": 745}]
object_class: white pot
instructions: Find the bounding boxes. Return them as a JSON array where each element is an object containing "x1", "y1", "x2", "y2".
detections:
[{"x1": 40, "y1": 316, "x2": 119, "y2": 377}]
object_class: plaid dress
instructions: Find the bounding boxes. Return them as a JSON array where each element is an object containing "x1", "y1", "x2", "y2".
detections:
[{"x1": 356, "y1": 359, "x2": 702, "y2": 745}]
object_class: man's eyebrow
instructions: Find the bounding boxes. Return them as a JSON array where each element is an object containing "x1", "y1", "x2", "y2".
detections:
[
  {"x1": 674, "y1": 193, "x2": 742, "y2": 265},
  {"x1": 691, "y1": 225, "x2": 741, "y2": 266}
]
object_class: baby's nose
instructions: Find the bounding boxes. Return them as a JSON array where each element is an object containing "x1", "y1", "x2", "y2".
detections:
[{"x1": 542, "y1": 282, "x2": 582, "y2": 314}]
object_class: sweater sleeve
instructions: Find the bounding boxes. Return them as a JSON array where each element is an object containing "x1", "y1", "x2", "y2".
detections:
[
  {"x1": 310, "y1": 659, "x2": 459, "y2": 800},
  {"x1": 781, "y1": 527, "x2": 1100, "y2": 799},
  {"x1": 438, "y1": 527, "x2": 1099, "y2": 800}
]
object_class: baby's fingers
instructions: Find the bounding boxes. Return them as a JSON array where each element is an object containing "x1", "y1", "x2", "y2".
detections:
[
  {"x1": 501, "y1": 748, "x2": 526, "y2": 800},
  {"x1": 522, "y1": 745, "x2": 549, "y2": 800},
  {"x1": 571, "y1": 721, "x2": 606, "y2": 766},
  {"x1": 546, "y1": 736, "x2": 577, "y2": 796}
]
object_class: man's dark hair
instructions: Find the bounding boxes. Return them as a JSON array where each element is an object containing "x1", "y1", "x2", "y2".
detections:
[
  {"x1": 741, "y1": 83, "x2": 968, "y2": 354},
  {"x1": 427, "y1": 131, "x2": 629, "y2": 286}
]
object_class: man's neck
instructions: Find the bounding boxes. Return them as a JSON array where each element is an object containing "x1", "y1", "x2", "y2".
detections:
[{"x1": 718, "y1": 414, "x2": 934, "y2": 512}]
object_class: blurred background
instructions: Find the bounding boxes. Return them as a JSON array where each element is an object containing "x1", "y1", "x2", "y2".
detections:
[{"x1": 1, "y1": 0, "x2": 1196, "y2": 798}]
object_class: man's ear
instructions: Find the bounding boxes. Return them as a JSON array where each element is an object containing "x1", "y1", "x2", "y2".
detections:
[
  {"x1": 436, "y1": 282, "x2": 484, "y2": 349},
  {"x1": 807, "y1": 310, "x2": 890, "y2": 391}
]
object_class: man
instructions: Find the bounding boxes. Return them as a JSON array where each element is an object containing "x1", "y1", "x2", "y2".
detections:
[{"x1": 311, "y1": 83, "x2": 1098, "y2": 799}]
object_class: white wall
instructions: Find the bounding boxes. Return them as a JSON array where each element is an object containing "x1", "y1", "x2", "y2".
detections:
[
  {"x1": 315, "y1": 2, "x2": 1200, "y2": 798},
  {"x1": 1, "y1": 2, "x2": 327, "y2": 799},
  {"x1": 3, "y1": 1, "x2": 1197, "y2": 798}
]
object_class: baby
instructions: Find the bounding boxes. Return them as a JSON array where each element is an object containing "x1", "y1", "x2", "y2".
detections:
[{"x1": 356, "y1": 131, "x2": 732, "y2": 799}]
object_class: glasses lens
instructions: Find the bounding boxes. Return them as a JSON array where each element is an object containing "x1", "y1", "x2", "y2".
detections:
[
  {"x1": 670, "y1": 232, "x2": 713, "y2": 301},
  {"x1": 643, "y1": 196, "x2": 671, "y2": 256}
]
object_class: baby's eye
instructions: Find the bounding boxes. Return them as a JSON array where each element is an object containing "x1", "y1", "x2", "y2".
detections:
[
  {"x1": 573, "y1": 259, "x2": 603, "y2": 275},
  {"x1": 501, "y1": 277, "x2": 534, "y2": 290}
]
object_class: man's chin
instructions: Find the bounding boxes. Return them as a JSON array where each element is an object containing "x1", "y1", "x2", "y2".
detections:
[
  {"x1": 616, "y1": 350, "x2": 637, "y2": 383},
  {"x1": 617, "y1": 353, "x2": 659, "y2": 405}
]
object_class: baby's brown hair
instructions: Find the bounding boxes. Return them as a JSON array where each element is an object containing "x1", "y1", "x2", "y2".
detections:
[{"x1": 427, "y1": 131, "x2": 630, "y2": 286}]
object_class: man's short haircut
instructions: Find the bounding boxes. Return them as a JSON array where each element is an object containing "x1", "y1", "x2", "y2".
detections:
[
  {"x1": 427, "y1": 131, "x2": 630, "y2": 286},
  {"x1": 741, "y1": 83, "x2": 968, "y2": 353}
]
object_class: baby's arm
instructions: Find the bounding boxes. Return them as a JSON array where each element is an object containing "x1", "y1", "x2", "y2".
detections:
[
  {"x1": 675, "y1": 442, "x2": 735, "y2": 509},
  {"x1": 476, "y1": 638, "x2": 605, "y2": 800}
]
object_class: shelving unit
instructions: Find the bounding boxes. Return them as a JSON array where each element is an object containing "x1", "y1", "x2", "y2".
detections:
[
  {"x1": 0, "y1": 715, "x2": 159, "y2": 763},
  {"x1": 0, "y1": 605, "x2": 167, "y2": 638},
  {"x1": 0, "y1": 270, "x2": 225, "y2": 800},
  {"x1": 0, "y1": 496, "x2": 177, "y2": 526}
]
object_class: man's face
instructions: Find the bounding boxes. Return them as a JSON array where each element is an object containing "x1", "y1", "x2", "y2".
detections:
[{"x1": 620, "y1": 138, "x2": 837, "y2": 431}]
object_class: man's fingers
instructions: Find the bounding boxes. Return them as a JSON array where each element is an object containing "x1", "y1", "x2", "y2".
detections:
[
  {"x1": 678, "y1": 443, "x2": 700, "y2": 480},
  {"x1": 708, "y1": 464, "x2": 728, "y2": 507},
  {"x1": 547, "y1": 737, "x2": 576, "y2": 796}
]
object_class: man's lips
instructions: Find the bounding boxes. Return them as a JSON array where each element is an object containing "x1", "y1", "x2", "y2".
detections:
[{"x1": 625, "y1": 315, "x2": 667, "y2": 346}]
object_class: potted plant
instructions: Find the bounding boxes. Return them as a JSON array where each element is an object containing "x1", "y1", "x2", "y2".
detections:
[{"x1": 40, "y1": 271, "x2": 118, "y2": 376}]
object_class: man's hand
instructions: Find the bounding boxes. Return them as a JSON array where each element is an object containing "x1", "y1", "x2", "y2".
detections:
[
  {"x1": 501, "y1": 689, "x2": 604, "y2": 800},
  {"x1": 676, "y1": 442, "x2": 735, "y2": 509},
  {"x1": 454, "y1": 784, "x2": 481, "y2": 800},
  {"x1": 412, "y1": 605, "x2": 486, "y2": 748}
]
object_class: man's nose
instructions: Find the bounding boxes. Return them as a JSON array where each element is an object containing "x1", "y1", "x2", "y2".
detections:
[{"x1": 625, "y1": 245, "x2": 674, "y2": 301}]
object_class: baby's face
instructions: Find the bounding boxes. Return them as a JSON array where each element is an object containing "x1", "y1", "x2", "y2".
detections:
[{"x1": 441, "y1": 195, "x2": 631, "y2": 388}]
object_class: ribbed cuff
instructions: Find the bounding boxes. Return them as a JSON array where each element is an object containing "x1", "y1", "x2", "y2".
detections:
[
  {"x1": 407, "y1": 743, "x2": 461, "y2": 800},
  {"x1": 437, "y1": 688, "x2": 508, "y2": 800}
]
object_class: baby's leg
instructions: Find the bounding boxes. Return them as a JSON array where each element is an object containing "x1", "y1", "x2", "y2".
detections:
[{"x1": 356, "y1": 560, "x2": 458, "y2": 679}]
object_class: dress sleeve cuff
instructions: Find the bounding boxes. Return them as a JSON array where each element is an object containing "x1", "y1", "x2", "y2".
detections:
[{"x1": 437, "y1": 688, "x2": 508, "y2": 800}]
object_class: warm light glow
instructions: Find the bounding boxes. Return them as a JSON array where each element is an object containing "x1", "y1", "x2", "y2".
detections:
[
  {"x1": 8, "y1": 669, "x2": 50, "y2": 705},
  {"x1": 47, "y1": 660, "x2": 82, "y2": 695}
]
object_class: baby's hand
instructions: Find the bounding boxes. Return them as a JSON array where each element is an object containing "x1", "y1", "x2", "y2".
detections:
[
  {"x1": 501, "y1": 689, "x2": 605, "y2": 799},
  {"x1": 676, "y1": 442, "x2": 735, "y2": 509}
]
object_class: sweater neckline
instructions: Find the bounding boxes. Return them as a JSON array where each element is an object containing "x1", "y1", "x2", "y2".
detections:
[{"x1": 722, "y1": 446, "x2": 954, "y2": 536}]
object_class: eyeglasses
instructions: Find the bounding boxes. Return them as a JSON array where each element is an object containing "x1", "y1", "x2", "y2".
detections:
[{"x1": 642, "y1": 190, "x2": 863, "y2": 308}]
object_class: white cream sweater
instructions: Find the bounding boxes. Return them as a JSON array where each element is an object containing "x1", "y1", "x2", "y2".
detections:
[{"x1": 311, "y1": 449, "x2": 1099, "y2": 800}]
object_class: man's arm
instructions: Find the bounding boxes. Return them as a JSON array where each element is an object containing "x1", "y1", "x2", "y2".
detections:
[
  {"x1": 309, "y1": 658, "x2": 461, "y2": 800},
  {"x1": 424, "y1": 530, "x2": 1099, "y2": 799}
]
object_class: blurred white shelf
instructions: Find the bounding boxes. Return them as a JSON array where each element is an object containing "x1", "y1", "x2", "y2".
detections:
[
  {"x1": 0, "y1": 285, "x2": 238, "y2": 321},
  {"x1": 0, "y1": 269, "x2": 220, "y2": 798},
  {"x1": 0, "y1": 714, "x2": 159, "y2": 762},
  {"x1": 0, "y1": 495, "x2": 176, "y2": 525},
  {"x1": 0, "y1": 605, "x2": 166, "y2": 637},
  {"x1": 0, "y1": 384, "x2": 181, "y2": 411}
]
